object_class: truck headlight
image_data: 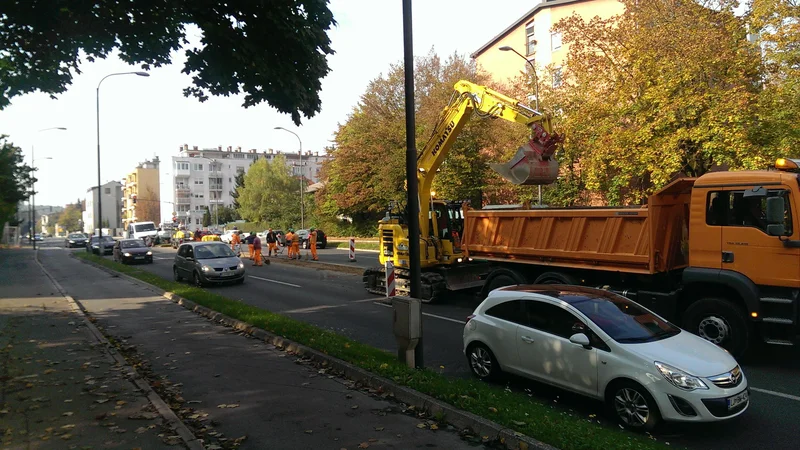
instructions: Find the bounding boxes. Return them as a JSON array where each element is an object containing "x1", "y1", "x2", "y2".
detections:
[
  {"x1": 202, "y1": 265, "x2": 213, "y2": 272},
  {"x1": 397, "y1": 243, "x2": 409, "y2": 251},
  {"x1": 655, "y1": 362, "x2": 708, "y2": 391}
]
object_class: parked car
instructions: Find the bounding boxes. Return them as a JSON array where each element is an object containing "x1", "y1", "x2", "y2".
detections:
[
  {"x1": 258, "y1": 229, "x2": 286, "y2": 246},
  {"x1": 86, "y1": 236, "x2": 115, "y2": 255},
  {"x1": 33, "y1": 234, "x2": 44, "y2": 241},
  {"x1": 65, "y1": 232, "x2": 88, "y2": 248},
  {"x1": 112, "y1": 239, "x2": 153, "y2": 264},
  {"x1": 220, "y1": 230, "x2": 240, "y2": 244},
  {"x1": 295, "y1": 229, "x2": 327, "y2": 249},
  {"x1": 463, "y1": 285, "x2": 749, "y2": 430},
  {"x1": 173, "y1": 242, "x2": 245, "y2": 287}
]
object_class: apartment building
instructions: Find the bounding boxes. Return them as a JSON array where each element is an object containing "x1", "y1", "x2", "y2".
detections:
[
  {"x1": 121, "y1": 157, "x2": 161, "y2": 230},
  {"x1": 84, "y1": 181, "x2": 123, "y2": 234},
  {"x1": 172, "y1": 145, "x2": 329, "y2": 229},
  {"x1": 471, "y1": 0, "x2": 623, "y2": 85}
]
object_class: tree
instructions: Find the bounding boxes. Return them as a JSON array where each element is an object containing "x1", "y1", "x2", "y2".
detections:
[
  {"x1": 550, "y1": 0, "x2": 764, "y2": 204},
  {"x1": 0, "y1": 136, "x2": 33, "y2": 227},
  {"x1": 56, "y1": 200, "x2": 83, "y2": 233},
  {"x1": 138, "y1": 186, "x2": 161, "y2": 224},
  {"x1": 0, "y1": 1, "x2": 336, "y2": 124},
  {"x1": 237, "y1": 154, "x2": 305, "y2": 230},
  {"x1": 321, "y1": 51, "x2": 516, "y2": 226},
  {"x1": 230, "y1": 171, "x2": 245, "y2": 210},
  {"x1": 202, "y1": 209, "x2": 212, "y2": 227}
]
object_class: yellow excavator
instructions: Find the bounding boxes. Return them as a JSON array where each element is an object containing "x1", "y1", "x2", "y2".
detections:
[{"x1": 362, "y1": 80, "x2": 563, "y2": 302}]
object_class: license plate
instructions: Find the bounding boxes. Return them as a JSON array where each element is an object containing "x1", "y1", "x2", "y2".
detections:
[
  {"x1": 221, "y1": 271, "x2": 234, "y2": 277},
  {"x1": 135, "y1": 256, "x2": 144, "y2": 259},
  {"x1": 727, "y1": 390, "x2": 748, "y2": 410}
]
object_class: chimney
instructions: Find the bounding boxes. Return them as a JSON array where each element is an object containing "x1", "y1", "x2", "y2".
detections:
[
  {"x1": 193, "y1": 146, "x2": 198, "y2": 151},
  {"x1": 268, "y1": 148, "x2": 274, "y2": 154},
  {"x1": 237, "y1": 146, "x2": 241, "y2": 152},
  {"x1": 183, "y1": 144, "x2": 188, "y2": 151},
  {"x1": 218, "y1": 145, "x2": 222, "y2": 151},
  {"x1": 314, "y1": 151, "x2": 319, "y2": 156}
]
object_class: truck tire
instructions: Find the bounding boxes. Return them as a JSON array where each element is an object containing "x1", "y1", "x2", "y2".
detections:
[
  {"x1": 534, "y1": 271, "x2": 578, "y2": 285},
  {"x1": 486, "y1": 274, "x2": 518, "y2": 293},
  {"x1": 682, "y1": 297, "x2": 749, "y2": 358}
]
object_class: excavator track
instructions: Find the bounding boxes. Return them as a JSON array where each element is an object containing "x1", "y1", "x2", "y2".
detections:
[{"x1": 362, "y1": 266, "x2": 447, "y2": 303}]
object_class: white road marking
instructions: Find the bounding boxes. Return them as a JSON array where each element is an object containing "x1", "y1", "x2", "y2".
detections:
[
  {"x1": 751, "y1": 387, "x2": 800, "y2": 402},
  {"x1": 154, "y1": 257, "x2": 172, "y2": 260},
  {"x1": 373, "y1": 302, "x2": 466, "y2": 325},
  {"x1": 248, "y1": 275, "x2": 301, "y2": 288}
]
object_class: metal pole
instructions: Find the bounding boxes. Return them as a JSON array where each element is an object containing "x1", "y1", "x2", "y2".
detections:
[
  {"x1": 402, "y1": 0, "x2": 421, "y2": 302},
  {"x1": 96, "y1": 83, "x2": 103, "y2": 247},
  {"x1": 538, "y1": 185, "x2": 542, "y2": 206},
  {"x1": 274, "y1": 127, "x2": 303, "y2": 229},
  {"x1": 31, "y1": 145, "x2": 36, "y2": 250}
]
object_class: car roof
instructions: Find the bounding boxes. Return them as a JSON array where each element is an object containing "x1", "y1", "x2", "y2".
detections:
[{"x1": 494, "y1": 284, "x2": 622, "y2": 305}]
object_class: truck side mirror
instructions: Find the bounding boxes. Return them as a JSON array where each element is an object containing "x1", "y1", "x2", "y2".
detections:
[{"x1": 765, "y1": 196, "x2": 786, "y2": 236}]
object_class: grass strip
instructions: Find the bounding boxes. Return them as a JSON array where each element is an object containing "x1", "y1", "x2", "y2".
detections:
[
  {"x1": 326, "y1": 241, "x2": 381, "y2": 251},
  {"x1": 76, "y1": 252, "x2": 668, "y2": 450}
]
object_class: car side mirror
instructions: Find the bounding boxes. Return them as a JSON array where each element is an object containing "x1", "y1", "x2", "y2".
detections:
[{"x1": 569, "y1": 333, "x2": 591, "y2": 349}]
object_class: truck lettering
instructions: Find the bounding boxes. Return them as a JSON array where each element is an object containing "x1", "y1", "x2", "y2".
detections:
[
  {"x1": 432, "y1": 121, "x2": 455, "y2": 156},
  {"x1": 726, "y1": 241, "x2": 749, "y2": 246}
]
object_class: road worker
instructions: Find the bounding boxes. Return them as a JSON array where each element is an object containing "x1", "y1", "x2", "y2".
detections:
[
  {"x1": 244, "y1": 232, "x2": 256, "y2": 260},
  {"x1": 309, "y1": 227, "x2": 319, "y2": 261},
  {"x1": 266, "y1": 228, "x2": 278, "y2": 257},
  {"x1": 291, "y1": 228, "x2": 301, "y2": 260},
  {"x1": 285, "y1": 229, "x2": 295, "y2": 259},
  {"x1": 230, "y1": 230, "x2": 241, "y2": 252},
  {"x1": 252, "y1": 233, "x2": 263, "y2": 266}
]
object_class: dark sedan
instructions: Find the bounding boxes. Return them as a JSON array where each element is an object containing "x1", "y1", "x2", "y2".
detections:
[
  {"x1": 65, "y1": 233, "x2": 88, "y2": 248},
  {"x1": 113, "y1": 239, "x2": 153, "y2": 264},
  {"x1": 298, "y1": 229, "x2": 327, "y2": 249},
  {"x1": 86, "y1": 236, "x2": 115, "y2": 255}
]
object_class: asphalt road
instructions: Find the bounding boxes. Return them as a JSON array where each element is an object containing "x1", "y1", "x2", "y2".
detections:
[{"x1": 37, "y1": 237, "x2": 800, "y2": 449}]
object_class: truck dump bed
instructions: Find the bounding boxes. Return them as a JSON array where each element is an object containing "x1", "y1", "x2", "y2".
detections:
[{"x1": 462, "y1": 178, "x2": 695, "y2": 274}]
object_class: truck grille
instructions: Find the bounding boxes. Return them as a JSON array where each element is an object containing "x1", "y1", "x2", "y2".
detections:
[
  {"x1": 382, "y1": 230, "x2": 394, "y2": 257},
  {"x1": 708, "y1": 365, "x2": 742, "y2": 388}
]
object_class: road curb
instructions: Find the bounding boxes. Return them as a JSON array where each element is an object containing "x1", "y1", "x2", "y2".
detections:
[
  {"x1": 39, "y1": 252, "x2": 205, "y2": 450},
  {"x1": 72, "y1": 254, "x2": 558, "y2": 450}
]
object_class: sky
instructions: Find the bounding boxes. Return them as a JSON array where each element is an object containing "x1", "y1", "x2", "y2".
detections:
[{"x1": 0, "y1": 0, "x2": 536, "y2": 221}]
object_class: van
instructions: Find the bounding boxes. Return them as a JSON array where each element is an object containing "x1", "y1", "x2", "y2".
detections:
[{"x1": 128, "y1": 221, "x2": 158, "y2": 241}]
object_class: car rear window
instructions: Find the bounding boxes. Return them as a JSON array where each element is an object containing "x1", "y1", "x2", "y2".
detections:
[{"x1": 568, "y1": 294, "x2": 680, "y2": 343}]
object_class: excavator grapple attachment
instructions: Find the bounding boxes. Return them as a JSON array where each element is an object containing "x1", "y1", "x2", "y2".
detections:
[{"x1": 490, "y1": 123, "x2": 562, "y2": 185}]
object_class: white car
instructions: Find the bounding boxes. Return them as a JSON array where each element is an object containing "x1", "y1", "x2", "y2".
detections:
[
  {"x1": 220, "y1": 230, "x2": 240, "y2": 244},
  {"x1": 463, "y1": 285, "x2": 749, "y2": 430}
]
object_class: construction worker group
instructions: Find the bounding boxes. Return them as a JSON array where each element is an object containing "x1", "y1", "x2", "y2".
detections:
[{"x1": 232, "y1": 227, "x2": 319, "y2": 266}]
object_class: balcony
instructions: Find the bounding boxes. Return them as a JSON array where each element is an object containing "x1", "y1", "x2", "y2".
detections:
[
  {"x1": 175, "y1": 186, "x2": 190, "y2": 193},
  {"x1": 209, "y1": 199, "x2": 224, "y2": 204},
  {"x1": 175, "y1": 197, "x2": 191, "y2": 205},
  {"x1": 208, "y1": 185, "x2": 223, "y2": 191}
]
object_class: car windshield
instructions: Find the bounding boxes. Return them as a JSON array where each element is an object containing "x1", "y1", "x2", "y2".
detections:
[
  {"x1": 91, "y1": 237, "x2": 115, "y2": 243},
  {"x1": 569, "y1": 293, "x2": 680, "y2": 343},
  {"x1": 193, "y1": 244, "x2": 236, "y2": 259},
  {"x1": 121, "y1": 240, "x2": 145, "y2": 248},
  {"x1": 68, "y1": 234, "x2": 84, "y2": 239},
  {"x1": 134, "y1": 223, "x2": 156, "y2": 232}
]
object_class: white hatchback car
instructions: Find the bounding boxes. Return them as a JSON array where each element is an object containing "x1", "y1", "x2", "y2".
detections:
[{"x1": 463, "y1": 285, "x2": 749, "y2": 430}]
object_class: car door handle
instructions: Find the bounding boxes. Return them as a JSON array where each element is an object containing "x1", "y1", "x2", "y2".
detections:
[{"x1": 520, "y1": 336, "x2": 534, "y2": 344}]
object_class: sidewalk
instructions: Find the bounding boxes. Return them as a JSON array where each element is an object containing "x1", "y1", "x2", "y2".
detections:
[
  {"x1": 37, "y1": 249, "x2": 481, "y2": 449},
  {"x1": 0, "y1": 249, "x2": 178, "y2": 449}
]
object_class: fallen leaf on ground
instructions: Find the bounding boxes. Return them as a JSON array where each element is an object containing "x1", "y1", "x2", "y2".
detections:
[
  {"x1": 135, "y1": 427, "x2": 148, "y2": 434},
  {"x1": 374, "y1": 427, "x2": 384, "y2": 431},
  {"x1": 115, "y1": 400, "x2": 127, "y2": 406},
  {"x1": 512, "y1": 420, "x2": 526, "y2": 426},
  {"x1": 60, "y1": 433, "x2": 72, "y2": 440},
  {"x1": 358, "y1": 443, "x2": 370, "y2": 449},
  {"x1": 62, "y1": 412, "x2": 73, "y2": 417},
  {"x1": 351, "y1": 405, "x2": 358, "y2": 410},
  {"x1": 234, "y1": 436, "x2": 247, "y2": 444},
  {"x1": 43, "y1": 369, "x2": 56, "y2": 374},
  {"x1": 488, "y1": 407, "x2": 498, "y2": 413},
  {"x1": 416, "y1": 423, "x2": 426, "y2": 429},
  {"x1": 304, "y1": 430, "x2": 313, "y2": 434},
  {"x1": 430, "y1": 424, "x2": 439, "y2": 430}
]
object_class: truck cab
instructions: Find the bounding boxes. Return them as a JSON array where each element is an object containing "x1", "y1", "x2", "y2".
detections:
[{"x1": 686, "y1": 160, "x2": 800, "y2": 349}]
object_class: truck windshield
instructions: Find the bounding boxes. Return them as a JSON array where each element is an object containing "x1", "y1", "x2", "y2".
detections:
[
  {"x1": 134, "y1": 223, "x2": 156, "y2": 232},
  {"x1": 570, "y1": 295, "x2": 680, "y2": 343}
]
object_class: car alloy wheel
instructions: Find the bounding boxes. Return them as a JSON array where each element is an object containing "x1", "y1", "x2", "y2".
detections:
[
  {"x1": 173, "y1": 266, "x2": 182, "y2": 282},
  {"x1": 193, "y1": 271, "x2": 204, "y2": 287},
  {"x1": 614, "y1": 387, "x2": 649, "y2": 427},
  {"x1": 467, "y1": 343, "x2": 498, "y2": 381}
]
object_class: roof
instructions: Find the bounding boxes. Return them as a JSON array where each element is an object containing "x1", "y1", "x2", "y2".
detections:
[
  {"x1": 694, "y1": 170, "x2": 796, "y2": 187},
  {"x1": 499, "y1": 284, "x2": 621, "y2": 304},
  {"x1": 471, "y1": 0, "x2": 587, "y2": 58}
]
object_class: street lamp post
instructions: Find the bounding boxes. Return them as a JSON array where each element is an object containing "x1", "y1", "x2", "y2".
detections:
[
  {"x1": 30, "y1": 127, "x2": 66, "y2": 250},
  {"x1": 96, "y1": 71, "x2": 149, "y2": 250},
  {"x1": 499, "y1": 45, "x2": 543, "y2": 205},
  {"x1": 274, "y1": 127, "x2": 304, "y2": 229}
]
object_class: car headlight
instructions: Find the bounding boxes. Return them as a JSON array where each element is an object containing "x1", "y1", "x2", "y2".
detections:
[
  {"x1": 237, "y1": 262, "x2": 244, "y2": 269},
  {"x1": 146, "y1": 251, "x2": 152, "y2": 256},
  {"x1": 397, "y1": 243, "x2": 409, "y2": 251},
  {"x1": 655, "y1": 361, "x2": 708, "y2": 391},
  {"x1": 123, "y1": 252, "x2": 131, "y2": 257},
  {"x1": 201, "y1": 265, "x2": 213, "y2": 272},
  {"x1": 69, "y1": 240, "x2": 75, "y2": 243}
]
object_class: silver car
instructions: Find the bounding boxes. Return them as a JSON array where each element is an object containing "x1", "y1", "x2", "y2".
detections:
[{"x1": 173, "y1": 242, "x2": 245, "y2": 286}]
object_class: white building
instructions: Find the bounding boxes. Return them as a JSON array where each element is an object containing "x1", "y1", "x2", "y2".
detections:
[
  {"x1": 172, "y1": 145, "x2": 329, "y2": 230},
  {"x1": 84, "y1": 181, "x2": 123, "y2": 234}
]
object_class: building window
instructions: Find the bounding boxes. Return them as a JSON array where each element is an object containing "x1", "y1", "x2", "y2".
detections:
[
  {"x1": 192, "y1": 163, "x2": 204, "y2": 171},
  {"x1": 551, "y1": 32, "x2": 562, "y2": 51},
  {"x1": 525, "y1": 21, "x2": 536, "y2": 56},
  {"x1": 176, "y1": 162, "x2": 189, "y2": 171},
  {"x1": 194, "y1": 180, "x2": 203, "y2": 185},
  {"x1": 236, "y1": 166, "x2": 245, "y2": 174},
  {"x1": 196, "y1": 218, "x2": 200, "y2": 225},
  {"x1": 104, "y1": 188, "x2": 111, "y2": 194},
  {"x1": 552, "y1": 67, "x2": 563, "y2": 88}
]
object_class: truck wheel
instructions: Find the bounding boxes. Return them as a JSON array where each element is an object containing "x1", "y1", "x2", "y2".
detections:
[
  {"x1": 486, "y1": 274, "x2": 518, "y2": 293},
  {"x1": 534, "y1": 271, "x2": 578, "y2": 285},
  {"x1": 682, "y1": 298, "x2": 749, "y2": 358}
]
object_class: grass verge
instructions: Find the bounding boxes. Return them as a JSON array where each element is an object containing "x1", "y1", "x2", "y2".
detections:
[{"x1": 75, "y1": 252, "x2": 667, "y2": 450}]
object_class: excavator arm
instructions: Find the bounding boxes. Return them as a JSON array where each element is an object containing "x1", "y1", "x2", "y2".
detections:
[{"x1": 416, "y1": 79, "x2": 562, "y2": 240}]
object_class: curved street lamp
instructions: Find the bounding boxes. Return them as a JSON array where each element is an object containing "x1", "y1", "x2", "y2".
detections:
[
  {"x1": 96, "y1": 71, "x2": 149, "y2": 249},
  {"x1": 31, "y1": 127, "x2": 66, "y2": 249},
  {"x1": 274, "y1": 127, "x2": 305, "y2": 229},
  {"x1": 499, "y1": 45, "x2": 539, "y2": 111}
]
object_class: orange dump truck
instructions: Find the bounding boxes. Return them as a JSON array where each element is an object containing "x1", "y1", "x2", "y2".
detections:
[{"x1": 462, "y1": 161, "x2": 800, "y2": 357}]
